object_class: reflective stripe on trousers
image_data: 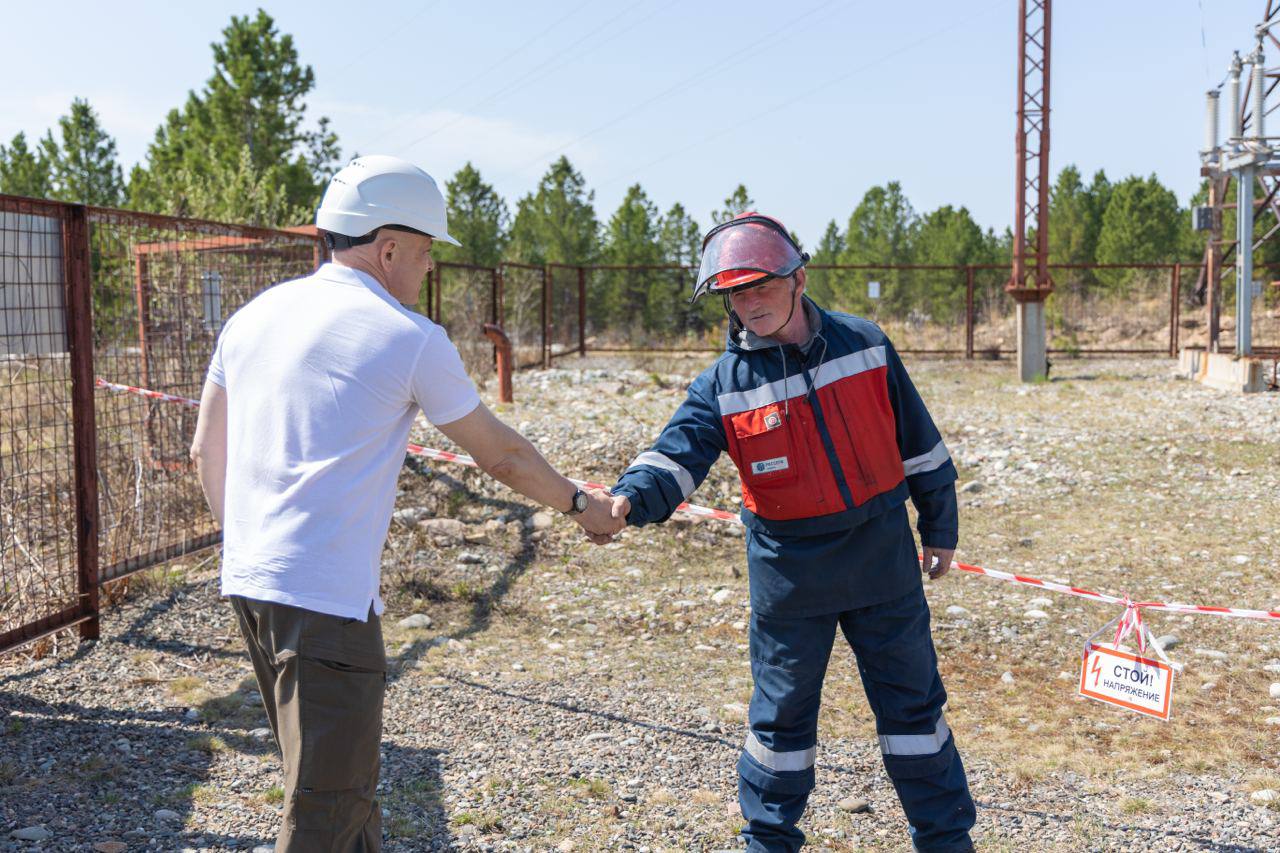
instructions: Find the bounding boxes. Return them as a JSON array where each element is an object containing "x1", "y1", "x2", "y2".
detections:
[
  {"x1": 743, "y1": 731, "x2": 816, "y2": 773},
  {"x1": 879, "y1": 714, "x2": 950, "y2": 757}
]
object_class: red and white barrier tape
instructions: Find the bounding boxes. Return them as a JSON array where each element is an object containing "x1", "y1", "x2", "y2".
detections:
[
  {"x1": 96, "y1": 377, "x2": 1280, "y2": 622},
  {"x1": 95, "y1": 378, "x2": 742, "y2": 525},
  {"x1": 96, "y1": 378, "x2": 201, "y2": 408},
  {"x1": 946, "y1": 560, "x2": 1280, "y2": 622}
]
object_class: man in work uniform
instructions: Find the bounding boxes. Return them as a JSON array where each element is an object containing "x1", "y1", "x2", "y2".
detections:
[
  {"x1": 609, "y1": 213, "x2": 975, "y2": 852},
  {"x1": 190, "y1": 155, "x2": 623, "y2": 851}
]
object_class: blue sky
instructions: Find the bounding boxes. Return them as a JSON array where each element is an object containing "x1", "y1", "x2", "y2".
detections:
[{"x1": 2, "y1": 1, "x2": 1267, "y2": 245}]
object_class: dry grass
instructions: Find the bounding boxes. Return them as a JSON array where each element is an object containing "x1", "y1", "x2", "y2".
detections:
[
  {"x1": 2, "y1": 359, "x2": 219, "y2": 653},
  {"x1": 375, "y1": 353, "x2": 1279, "y2": 849},
  {"x1": 5, "y1": 350, "x2": 1279, "y2": 846}
]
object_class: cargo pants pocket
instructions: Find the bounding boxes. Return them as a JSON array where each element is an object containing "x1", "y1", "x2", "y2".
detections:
[{"x1": 289, "y1": 657, "x2": 385, "y2": 837}]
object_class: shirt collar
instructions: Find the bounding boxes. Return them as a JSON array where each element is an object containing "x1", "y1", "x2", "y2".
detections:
[{"x1": 314, "y1": 262, "x2": 401, "y2": 306}]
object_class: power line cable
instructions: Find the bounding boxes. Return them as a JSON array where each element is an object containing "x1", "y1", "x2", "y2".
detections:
[
  {"x1": 597, "y1": 0, "x2": 1008, "y2": 193},
  {"x1": 387, "y1": 0, "x2": 664, "y2": 154},
  {"x1": 1198, "y1": 0, "x2": 1211, "y2": 83},
  {"x1": 350, "y1": 0, "x2": 595, "y2": 153},
  {"x1": 327, "y1": 0, "x2": 446, "y2": 81},
  {"x1": 503, "y1": 0, "x2": 850, "y2": 178}
]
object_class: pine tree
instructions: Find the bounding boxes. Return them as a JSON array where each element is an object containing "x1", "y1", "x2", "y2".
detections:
[
  {"x1": 841, "y1": 182, "x2": 917, "y2": 312},
  {"x1": 507, "y1": 157, "x2": 599, "y2": 265},
  {"x1": 39, "y1": 99, "x2": 124, "y2": 206},
  {"x1": 913, "y1": 205, "x2": 989, "y2": 319},
  {"x1": 438, "y1": 163, "x2": 509, "y2": 267},
  {"x1": 168, "y1": 145, "x2": 307, "y2": 227},
  {"x1": 1048, "y1": 165, "x2": 1092, "y2": 268},
  {"x1": 711, "y1": 185, "x2": 754, "y2": 224},
  {"x1": 1084, "y1": 169, "x2": 1113, "y2": 259},
  {"x1": 1095, "y1": 174, "x2": 1181, "y2": 292},
  {"x1": 602, "y1": 185, "x2": 664, "y2": 331},
  {"x1": 658, "y1": 202, "x2": 701, "y2": 268},
  {"x1": 0, "y1": 132, "x2": 51, "y2": 198},
  {"x1": 130, "y1": 10, "x2": 339, "y2": 224},
  {"x1": 806, "y1": 220, "x2": 846, "y2": 309},
  {"x1": 658, "y1": 202, "x2": 716, "y2": 337}
]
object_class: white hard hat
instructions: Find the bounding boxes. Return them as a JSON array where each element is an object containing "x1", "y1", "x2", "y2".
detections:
[{"x1": 315, "y1": 155, "x2": 461, "y2": 247}]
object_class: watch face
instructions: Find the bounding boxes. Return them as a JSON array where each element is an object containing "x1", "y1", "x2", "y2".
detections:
[{"x1": 573, "y1": 490, "x2": 589, "y2": 512}]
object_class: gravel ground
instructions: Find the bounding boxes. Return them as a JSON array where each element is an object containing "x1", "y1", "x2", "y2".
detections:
[{"x1": 2, "y1": 354, "x2": 1279, "y2": 852}]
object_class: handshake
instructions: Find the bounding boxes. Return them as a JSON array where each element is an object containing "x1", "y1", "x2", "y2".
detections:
[{"x1": 569, "y1": 488, "x2": 632, "y2": 545}]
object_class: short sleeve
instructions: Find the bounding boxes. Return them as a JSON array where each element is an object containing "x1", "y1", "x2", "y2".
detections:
[
  {"x1": 207, "y1": 327, "x2": 228, "y2": 388},
  {"x1": 409, "y1": 327, "x2": 481, "y2": 425}
]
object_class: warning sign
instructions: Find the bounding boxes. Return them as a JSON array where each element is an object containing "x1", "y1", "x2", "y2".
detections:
[{"x1": 1079, "y1": 642, "x2": 1174, "y2": 721}]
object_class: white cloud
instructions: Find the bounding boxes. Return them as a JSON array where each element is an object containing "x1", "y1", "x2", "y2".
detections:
[{"x1": 315, "y1": 99, "x2": 603, "y2": 186}]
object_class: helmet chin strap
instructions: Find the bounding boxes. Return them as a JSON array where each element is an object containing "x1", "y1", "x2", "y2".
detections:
[
  {"x1": 724, "y1": 279, "x2": 802, "y2": 342},
  {"x1": 767, "y1": 280, "x2": 800, "y2": 340}
]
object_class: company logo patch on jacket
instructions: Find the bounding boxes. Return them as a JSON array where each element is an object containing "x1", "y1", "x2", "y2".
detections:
[
  {"x1": 751, "y1": 456, "x2": 790, "y2": 475},
  {"x1": 763, "y1": 411, "x2": 782, "y2": 431}
]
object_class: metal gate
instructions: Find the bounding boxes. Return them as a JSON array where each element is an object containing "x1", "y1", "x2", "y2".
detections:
[{"x1": 1, "y1": 195, "x2": 323, "y2": 654}]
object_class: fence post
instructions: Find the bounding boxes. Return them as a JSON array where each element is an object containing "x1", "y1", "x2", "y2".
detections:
[
  {"x1": 965, "y1": 265, "x2": 975, "y2": 360},
  {"x1": 542, "y1": 264, "x2": 552, "y2": 369},
  {"x1": 62, "y1": 204, "x2": 100, "y2": 641},
  {"x1": 494, "y1": 266, "x2": 505, "y2": 326},
  {"x1": 577, "y1": 266, "x2": 587, "y2": 357},
  {"x1": 1170, "y1": 263, "x2": 1181, "y2": 357}
]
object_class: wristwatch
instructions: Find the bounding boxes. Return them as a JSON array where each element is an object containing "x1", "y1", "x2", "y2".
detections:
[{"x1": 563, "y1": 488, "x2": 588, "y2": 516}]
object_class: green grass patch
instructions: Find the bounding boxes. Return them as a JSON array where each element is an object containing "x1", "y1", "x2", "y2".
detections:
[{"x1": 185, "y1": 734, "x2": 227, "y2": 753}]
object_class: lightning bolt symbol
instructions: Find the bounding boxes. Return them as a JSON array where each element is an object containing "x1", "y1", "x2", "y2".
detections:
[{"x1": 1090, "y1": 655, "x2": 1102, "y2": 687}]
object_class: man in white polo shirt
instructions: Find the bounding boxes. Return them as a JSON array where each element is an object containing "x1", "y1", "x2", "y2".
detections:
[{"x1": 189, "y1": 155, "x2": 622, "y2": 851}]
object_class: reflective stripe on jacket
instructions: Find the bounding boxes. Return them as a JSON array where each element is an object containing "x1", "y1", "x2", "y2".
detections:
[{"x1": 612, "y1": 299, "x2": 958, "y2": 548}]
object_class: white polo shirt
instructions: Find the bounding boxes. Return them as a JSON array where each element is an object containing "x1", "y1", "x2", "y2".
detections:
[{"x1": 207, "y1": 262, "x2": 480, "y2": 620}]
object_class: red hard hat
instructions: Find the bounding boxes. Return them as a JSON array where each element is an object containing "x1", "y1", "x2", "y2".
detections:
[{"x1": 692, "y1": 212, "x2": 809, "y2": 301}]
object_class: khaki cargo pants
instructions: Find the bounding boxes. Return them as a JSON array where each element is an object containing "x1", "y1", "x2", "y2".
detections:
[{"x1": 230, "y1": 596, "x2": 386, "y2": 852}]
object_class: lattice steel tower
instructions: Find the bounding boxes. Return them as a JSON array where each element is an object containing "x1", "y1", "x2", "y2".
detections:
[{"x1": 1008, "y1": 0, "x2": 1053, "y2": 381}]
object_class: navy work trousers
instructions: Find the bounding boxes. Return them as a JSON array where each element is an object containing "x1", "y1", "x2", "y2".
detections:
[{"x1": 737, "y1": 586, "x2": 975, "y2": 852}]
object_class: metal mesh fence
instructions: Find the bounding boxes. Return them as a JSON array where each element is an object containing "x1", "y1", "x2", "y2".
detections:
[
  {"x1": 546, "y1": 264, "x2": 581, "y2": 362},
  {"x1": 1, "y1": 195, "x2": 323, "y2": 653},
  {"x1": 1, "y1": 197, "x2": 80, "y2": 648},
  {"x1": 807, "y1": 265, "x2": 972, "y2": 355},
  {"x1": 428, "y1": 260, "x2": 1248, "y2": 360},
  {"x1": 1262, "y1": 282, "x2": 1280, "y2": 352},
  {"x1": 88, "y1": 209, "x2": 320, "y2": 582},
  {"x1": 579, "y1": 265, "x2": 721, "y2": 352},
  {"x1": 499, "y1": 263, "x2": 547, "y2": 369},
  {"x1": 970, "y1": 266, "x2": 1017, "y2": 356},
  {"x1": 1044, "y1": 265, "x2": 1178, "y2": 355},
  {"x1": 4, "y1": 192, "x2": 1272, "y2": 656},
  {"x1": 425, "y1": 263, "x2": 498, "y2": 378}
]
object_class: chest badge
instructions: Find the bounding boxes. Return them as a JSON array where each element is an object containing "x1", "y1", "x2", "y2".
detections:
[
  {"x1": 763, "y1": 411, "x2": 783, "y2": 431},
  {"x1": 752, "y1": 456, "x2": 790, "y2": 475}
]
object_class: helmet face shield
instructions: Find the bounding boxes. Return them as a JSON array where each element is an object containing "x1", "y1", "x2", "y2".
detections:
[{"x1": 693, "y1": 214, "x2": 809, "y2": 301}]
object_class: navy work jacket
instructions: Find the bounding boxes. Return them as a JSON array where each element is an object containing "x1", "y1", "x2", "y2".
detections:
[{"x1": 612, "y1": 298, "x2": 959, "y2": 617}]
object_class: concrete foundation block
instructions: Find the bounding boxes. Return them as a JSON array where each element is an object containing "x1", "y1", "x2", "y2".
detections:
[
  {"x1": 1180, "y1": 346, "x2": 1265, "y2": 393},
  {"x1": 1016, "y1": 301, "x2": 1047, "y2": 383}
]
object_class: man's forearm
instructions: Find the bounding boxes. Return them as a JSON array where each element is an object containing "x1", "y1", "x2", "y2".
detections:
[
  {"x1": 478, "y1": 434, "x2": 575, "y2": 512},
  {"x1": 194, "y1": 454, "x2": 227, "y2": 527}
]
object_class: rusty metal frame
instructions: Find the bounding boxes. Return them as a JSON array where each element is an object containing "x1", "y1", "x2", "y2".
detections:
[
  {"x1": 63, "y1": 204, "x2": 101, "y2": 641},
  {"x1": 1008, "y1": 0, "x2": 1053, "y2": 302},
  {"x1": 1, "y1": 195, "x2": 325, "y2": 656}
]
